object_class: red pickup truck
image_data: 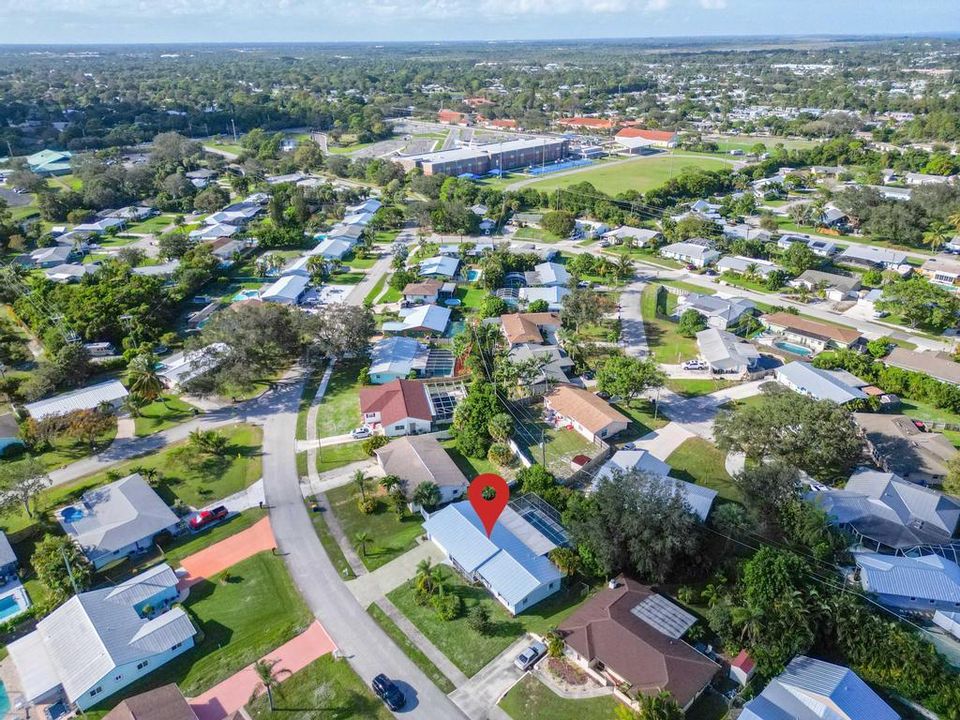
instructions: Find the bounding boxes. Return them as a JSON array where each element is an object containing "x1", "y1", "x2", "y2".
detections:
[{"x1": 189, "y1": 505, "x2": 228, "y2": 531}]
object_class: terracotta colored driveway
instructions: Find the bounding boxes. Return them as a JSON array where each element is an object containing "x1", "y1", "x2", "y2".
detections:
[
  {"x1": 178, "y1": 516, "x2": 277, "y2": 589},
  {"x1": 189, "y1": 621, "x2": 337, "y2": 720}
]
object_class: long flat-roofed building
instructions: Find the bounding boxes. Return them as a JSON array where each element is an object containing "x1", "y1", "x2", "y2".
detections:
[{"x1": 399, "y1": 137, "x2": 568, "y2": 176}]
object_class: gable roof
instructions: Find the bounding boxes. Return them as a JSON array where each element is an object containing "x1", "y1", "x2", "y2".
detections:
[
  {"x1": 776, "y1": 362, "x2": 868, "y2": 404},
  {"x1": 883, "y1": 347, "x2": 960, "y2": 385},
  {"x1": 795, "y1": 269, "x2": 861, "y2": 293},
  {"x1": 594, "y1": 456, "x2": 716, "y2": 520},
  {"x1": 58, "y1": 474, "x2": 179, "y2": 564},
  {"x1": 857, "y1": 553, "x2": 960, "y2": 604},
  {"x1": 375, "y1": 435, "x2": 468, "y2": 491},
  {"x1": 0, "y1": 531, "x2": 17, "y2": 568},
  {"x1": 102, "y1": 684, "x2": 198, "y2": 720},
  {"x1": 9, "y1": 563, "x2": 194, "y2": 704},
  {"x1": 681, "y1": 293, "x2": 755, "y2": 323},
  {"x1": 545, "y1": 385, "x2": 628, "y2": 434},
  {"x1": 741, "y1": 655, "x2": 898, "y2": 720},
  {"x1": 359, "y1": 379, "x2": 432, "y2": 426},
  {"x1": 384, "y1": 304, "x2": 451, "y2": 334},
  {"x1": 532, "y1": 261, "x2": 569, "y2": 286},
  {"x1": 558, "y1": 578, "x2": 717, "y2": 708},
  {"x1": 696, "y1": 328, "x2": 759, "y2": 371},
  {"x1": 418, "y1": 255, "x2": 460, "y2": 278},
  {"x1": 24, "y1": 379, "x2": 128, "y2": 420},
  {"x1": 763, "y1": 312, "x2": 861, "y2": 345},
  {"x1": 424, "y1": 501, "x2": 561, "y2": 608},
  {"x1": 838, "y1": 244, "x2": 907, "y2": 267},
  {"x1": 369, "y1": 336, "x2": 429, "y2": 378}
]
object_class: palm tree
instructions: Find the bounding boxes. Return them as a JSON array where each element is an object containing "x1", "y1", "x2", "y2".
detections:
[
  {"x1": 923, "y1": 221, "x2": 952, "y2": 252},
  {"x1": 614, "y1": 253, "x2": 635, "y2": 282},
  {"x1": 253, "y1": 659, "x2": 289, "y2": 711},
  {"x1": 379, "y1": 474, "x2": 401, "y2": 493},
  {"x1": 415, "y1": 558, "x2": 434, "y2": 591},
  {"x1": 352, "y1": 469, "x2": 368, "y2": 500},
  {"x1": 354, "y1": 531, "x2": 372, "y2": 557},
  {"x1": 732, "y1": 604, "x2": 766, "y2": 646},
  {"x1": 306, "y1": 255, "x2": 329, "y2": 282},
  {"x1": 412, "y1": 481, "x2": 441, "y2": 510},
  {"x1": 127, "y1": 354, "x2": 163, "y2": 403},
  {"x1": 123, "y1": 392, "x2": 147, "y2": 418},
  {"x1": 948, "y1": 210, "x2": 960, "y2": 234}
]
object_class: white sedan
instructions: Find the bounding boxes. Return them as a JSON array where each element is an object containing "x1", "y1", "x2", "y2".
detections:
[{"x1": 350, "y1": 426, "x2": 372, "y2": 439}]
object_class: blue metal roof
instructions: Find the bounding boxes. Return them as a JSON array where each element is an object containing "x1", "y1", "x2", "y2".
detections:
[
  {"x1": 856, "y1": 552, "x2": 960, "y2": 603},
  {"x1": 423, "y1": 502, "x2": 561, "y2": 607}
]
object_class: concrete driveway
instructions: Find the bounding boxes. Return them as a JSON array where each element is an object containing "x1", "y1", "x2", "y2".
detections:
[
  {"x1": 449, "y1": 636, "x2": 531, "y2": 720},
  {"x1": 618, "y1": 278, "x2": 648, "y2": 357}
]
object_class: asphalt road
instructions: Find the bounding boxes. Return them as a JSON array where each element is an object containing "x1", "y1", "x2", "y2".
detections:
[{"x1": 261, "y1": 372, "x2": 468, "y2": 720}]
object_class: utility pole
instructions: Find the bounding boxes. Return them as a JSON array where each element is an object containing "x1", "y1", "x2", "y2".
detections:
[{"x1": 60, "y1": 544, "x2": 80, "y2": 596}]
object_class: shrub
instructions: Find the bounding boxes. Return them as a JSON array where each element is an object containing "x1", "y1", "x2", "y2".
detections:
[
  {"x1": 487, "y1": 442, "x2": 513, "y2": 467},
  {"x1": 362, "y1": 435, "x2": 389, "y2": 456},
  {"x1": 432, "y1": 591, "x2": 462, "y2": 621},
  {"x1": 467, "y1": 604, "x2": 492, "y2": 635},
  {"x1": 414, "y1": 585, "x2": 433, "y2": 607},
  {"x1": 357, "y1": 497, "x2": 376, "y2": 514}
]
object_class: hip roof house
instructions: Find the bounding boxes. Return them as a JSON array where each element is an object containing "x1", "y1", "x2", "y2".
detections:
[
  {"x1": 359, "y1": 379, "x2": 433, "y2": 437},
  {"x1": 423, "y1": 501, "x2": 563, "y2": 614},
  {"x1": 774, "y1": 362, "x2": 869, "y2": 405},
  {"x1": 696, "y1": 328, "x2": 760, "y2": 374},
  {"x1": 57, "y1": 474, "x2": 180, "y2": 569},
  {"x1": 8, "y1": 563, "x2": 195, "y2": 711},
  {"x1": 374, "y1": 435, "x2": 469, "y2": 505},
  {"x1": 544, "y1": 384, "x2": 629, "y2": 442},
  {"x1": 856, "y1": 553, "x2": 960, "y2": 613}
]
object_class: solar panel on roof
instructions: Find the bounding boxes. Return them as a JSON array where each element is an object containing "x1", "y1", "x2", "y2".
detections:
[{"x1": 630, "y1": 594, "x2": 697, "y2": 639}]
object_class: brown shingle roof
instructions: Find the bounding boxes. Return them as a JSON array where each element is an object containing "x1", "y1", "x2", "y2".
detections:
[
  {"x1": 884, "y1": 347, "x2": 960, "y2": 385},
  {"x1": 762, "y1": 312, "x2": 861, "y2": 345},
  {"x1": 359, "y1": 379, "x2": 432, "y2": 426},
  {"x1": 545, "y1": 385, "x2": 628, "y2": 435},
  {"x1": 500, "y1": 312, "x2": 561, "y2": 345},
  {"x1": 402, "y1": 279, "x2": 443, "y2": 297},
  {"x1": 558, "y1": 578, "x2": 718, "y2": 708},
  {"x1": 375, "y1": 435, "x2": 469, "y2": 491},
  {"x1": 102, "y1": 685, "x2": 198, "y2": 720}
]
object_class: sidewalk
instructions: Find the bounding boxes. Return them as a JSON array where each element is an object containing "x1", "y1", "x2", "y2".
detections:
[
  {"x1": 305, "y1": 361, "x2": 335, "y2": 486},
  {"x1": 346, "y1": 542, "x2": 445, "y2": 608},
  {"x1": 314, "y1": 491, "x2": 367, "y2": 577},
  {"x1": 188, "y1": 621, "x2": 337, "y2": 720}
]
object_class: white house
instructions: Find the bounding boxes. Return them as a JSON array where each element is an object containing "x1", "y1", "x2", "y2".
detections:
[
  {"x1": 260, "y1": 274, "x2": 309, "y2": 305},
  {"x1": 358, "y1": 379, "x2": 433, "y2": 437},
  {"x1": 660, "y1": 242, "x2": 720, "y2": 268},
  {"x1": 716, "y1": 255, "x2": 781, "y2": 278},
  {"x1": 676, "y1": 293, "x2": 755, "y2": 330},
  {"x1": 24, "y1": 380, "x2": 129, "y2": 421}
]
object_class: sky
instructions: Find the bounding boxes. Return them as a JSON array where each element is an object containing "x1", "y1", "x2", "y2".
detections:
[{"x1": 0, "y1": 0, "x2": 958, "y2": 44}]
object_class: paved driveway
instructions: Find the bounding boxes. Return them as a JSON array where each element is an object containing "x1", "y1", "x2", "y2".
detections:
[
  {"x1": 619, "y1": 278, "x2": 648, "y2": 357},
  {"x1": 449, "y1": 636, "x2": 530, "y2": 720},
  {"x1": 178, "y1": 516, "x2": 277, "y2": 589}
]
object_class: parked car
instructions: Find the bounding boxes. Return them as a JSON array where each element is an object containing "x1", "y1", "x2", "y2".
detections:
[
  {"x1": 682, "y1": 359, "x2": 708, "y2": 371},
  {"x1": 514, "y1": 641, "x2": 547, "y2": 671},
  {"x1": 351, "y1": 426, "x2": 372, "y2": 439},
  {"x1": 372, "y1": 674, "x2": 405, "y2": 711},
  {"x1": 189, "y1": 505, "x2": 228, "y2": 531},
  {"x1": 594, "y1": 390, "x2": 611, "y2": 400}
]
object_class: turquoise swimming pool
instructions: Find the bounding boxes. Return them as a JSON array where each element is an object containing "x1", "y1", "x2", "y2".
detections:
[
  {"x1": 0, "y1": 680, "x2": 9, "y2": 719},
  {"x1": 774, "y1": 340, "x2": 814, "y2": 357},
  {"x1": 232, "y1": 288, "x2": 260, "y2": 302},
  {"x1": 467, "y1": 269, "x2": 482, "y2": 282},
  {"x1": 0, "y1": 595, "x2": 20, "y2": 621}
]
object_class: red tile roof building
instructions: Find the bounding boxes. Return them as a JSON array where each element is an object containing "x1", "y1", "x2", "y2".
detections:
[
  {"x1": 438, "y1": 109, "x2": 472, "y2": 125},
  {"x1": 359, "y1": 379, "x2": 432, "y2": 436},
  {"x1": 555, "y1": 117, "x2": 617, "y2": 131}
]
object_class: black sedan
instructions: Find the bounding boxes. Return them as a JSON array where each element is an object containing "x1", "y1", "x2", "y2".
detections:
[{"x1": 372, "y1": 674, "x2": 406, "y2": 711}]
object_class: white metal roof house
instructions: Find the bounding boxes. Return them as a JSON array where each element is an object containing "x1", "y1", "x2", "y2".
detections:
[
  {"x1": 369, "y1": 337, "x2": 430, "y2": 384},
  {"x1": 43, "y1": 263, "x2": 98, "y2": 283},
  {"x1": 856, "y1": 553, "x2": 960, "y2": 613},
  {"x1": 418, "y1": 255, "x2": 460, "y2": 279},
  {"x1": 529, "y1": 261, "x2": 570, "y2": 287},
  {"x1": 57, "y1": 474, "x2": 180, "y2": 569},
  {"x1": 740, "y1": 656, "x2": 899, "y2": 720},
  {"x1": 311, "y1": 237, "x2": 354, "y2": 260},
  {"x1": 8, "y1": 563, "x2": 195, "y2": 711},
  {"x1": 157, "y1": 343, "x2": 229, "y2": 389},
  {"x1": 382, "y1": 304, "x2": 451, "y2": 336},
  {"x1": 423, "y1": 501, "x2": 563, "y2": 615},
  {"x1": 518, "y1": 286, "x2": 570, "y2": 311},
  {"x1": 603, "y1": 226, "x2": 661, "y2": 247},
  {"x1": 24, "y1": 379, "x2": 129, "y2": 421},
  {"x1": 774, "y1": 362, "x2": 868, "y2": 405},
  {"x1": 660, "y1": 242, "x2": 720, "y2": 268},
  {"x1": 716, "y1": 255, "x2": 781, "y2": 278},
  {"x1": 696, "y1": 328, "x2": 760, "y2": 374},
  {"x1": 260, "y1": 274, "x2": 309, "y2": 305},
  {"x1": 676, "y1": 292, "x2": 755, "y2": 330}
]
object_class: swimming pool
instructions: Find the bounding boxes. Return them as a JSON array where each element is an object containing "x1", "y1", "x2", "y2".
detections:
[
  {"x1": 0, "y1": 595, "x2": 22, "y2": 621},
  {"x1": 774, "y1": 340, "x2": 814, "y2": 357},
  {"x1": 0, "y1": 680, "x2": 9, "y2": 719},
  {"x1": 60, "y1": 506, "x2": 85, "y2": 523},
  {"x1": 467, "y1": 269, "x2": 482, "y2": 282},
  {"x1": 232, "y1": 288, "x2": 260, "y2": 302}
]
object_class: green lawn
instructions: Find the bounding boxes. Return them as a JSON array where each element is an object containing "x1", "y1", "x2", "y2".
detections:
[
  {"x1": 514, "y1": 226, "x2": 564, "y2": 243},
  {"x1": 0, "y1": 423, "x2": 263, "y2": 536},
  {"x1": 363, "y1": 274, "x2": 388, "y2": 306},
  {"x1": 666, "y1": 438, "x2": 742, "y2": 504},
  {"x1": 373, "y1": 230, "x2": 400, "y2": 244},
  {"x1": 456, "y1": 286, "x2": 489, "y2": 312},
  {"x1": 247, "y1": 654, "x2": 392, "y2": 720},
  {"x1": 27, "y1": 421, "x2": 118, "y2": 471},
  {"x1": 499, "y1": 675, "x2": 622, "y2": 720},
  {"x1": 327, "y1": 139, "x2": 381, "y2": 155},
  {"x1": 367, "y1": 603, "x2": 457, "y2": 694},
  {"x1": 613, "y1": 399, "x2": 669, "y2": 442},
  {"x1": 665, "y1": 378, "x2": 735, "y2": 398},
  {"x1": 316, "y1": 442, "x2": 369, "y2": 474},
  {"x1": 134, "y1": 396, "x2": 199, "y2": 436},
  {"x1": 388, "y1": 572, "x2": 594, "y2": 677},
  {"x1": 898, "y1": 399, "x2": 960, "y2": 427},
  {"x1": 657, "y1": 279, "x2": 716, "y2": 295},
  {"x1": 308, "y1": 500, "x2": 356, "y2": 580},
  {"x1": 325, "y1": 483, "x2": 423, "y2": 571},
  {"x1": 514, "y1": 421, "x2": 597, "y2": 480},
  {"x1": 316, "y1": 360, "x2": 365, "y2": 438},
  {"x1": 296, "y1": 366, "x2": 325, "y2": 440},
  {"x1": 522, "y1": 155, "x2": 733, "y2": 195},
  {"x1": 126, "y1": 214, "x2": 175, "y2": 234},
  {"x1": 328, "y1": 271, "x2": 366, "y2": 285},
  {"x1": 705, "y1": 134, "x2": 821, "y2": 151},
  {"x1": 206, "y1": 140, "x2": 245, "y2": 156},
  {"x1": 86, "y1": 551, "x2": 313, "y2": 718},
  {"x1": 641, "y1": 285, "x2": 699, "y2": 364},
  {"x1": 344, "y1": 255, "x2": 377, "y2": 270},
  {"x1": 440, "y1": 438, "x2": 512, "y2": 481}
]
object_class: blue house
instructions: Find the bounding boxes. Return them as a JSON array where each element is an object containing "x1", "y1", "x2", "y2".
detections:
[
  {"x1": 856, "y1": 552, "x2": 960, "y2": 613},
  {"x1": 8, "y1": 563, "x2": 195, "y2": 711},
  {"x1": 741, "y1": 655, "x2": 899, "y2": 720},
  {"x1": 423, "y1": 501, "x2": 562, "y2": 615},
  {"x1": 369, "y1": 337, "x2": 429, "y2": 384},
  {"x1": 57, "y1": 474, "x2": 180, "y2": 569}
]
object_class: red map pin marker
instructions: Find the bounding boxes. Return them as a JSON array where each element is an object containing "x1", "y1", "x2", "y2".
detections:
[{"x1": 467, "y1": 473, "x2": 510, "y2": 538}]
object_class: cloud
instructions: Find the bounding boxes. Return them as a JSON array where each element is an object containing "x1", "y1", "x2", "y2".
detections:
[{"x1": 698, "y1": 0, "x2": 727, "y2": 8}]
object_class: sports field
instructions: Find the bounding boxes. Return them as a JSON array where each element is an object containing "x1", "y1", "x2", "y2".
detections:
[
  {"x1": 705, "y1": 134, "x2": 822, "y2": 152},
  {"x1": 518, "y1": 154, "x2": 734, "y2": 195}
]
